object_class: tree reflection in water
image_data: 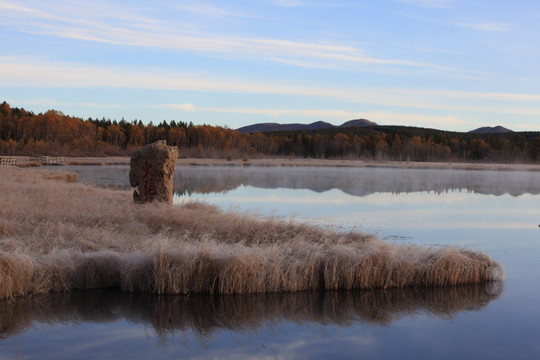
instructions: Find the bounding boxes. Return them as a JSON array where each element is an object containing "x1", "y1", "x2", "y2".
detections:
[
  {"x1": 1, "y1": 282, "x2": 502, "y2": 343},
  {"x1": 172, "y1": 166, "x2": 540, "y2": 197}
]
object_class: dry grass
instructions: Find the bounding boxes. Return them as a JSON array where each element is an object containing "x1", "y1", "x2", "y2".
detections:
[
  {"x1": 1, "y1": 283, "x2": 502, "y2": 340},
  {"x1": 0, "y1": 167, "x2": 503, "y2": 300}
]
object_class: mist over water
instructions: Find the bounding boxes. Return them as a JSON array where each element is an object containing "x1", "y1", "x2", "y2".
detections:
[
  {"x1": 173, "y1": 166, "x2": 540, "y2": 197},
  {"x1": 39, "y1": 164, "x2": 540, "y2": 197}
]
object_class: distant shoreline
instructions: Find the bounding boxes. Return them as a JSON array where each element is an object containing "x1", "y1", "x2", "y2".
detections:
[{"x1": 8, "y1": 155, "x2": 540, "y2": 171}]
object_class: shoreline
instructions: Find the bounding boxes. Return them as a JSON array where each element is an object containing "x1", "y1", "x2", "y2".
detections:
[{"x1": 7, "y1": 155, "x2": 540, "y2": 171}]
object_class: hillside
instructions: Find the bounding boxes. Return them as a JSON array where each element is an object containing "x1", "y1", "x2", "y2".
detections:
[
  {"x1": 237, "y1": 119, "x2": 376, "y2": 133},
  {"x1": 469, "y1": 126, "x2": 513, "y2": 134}
]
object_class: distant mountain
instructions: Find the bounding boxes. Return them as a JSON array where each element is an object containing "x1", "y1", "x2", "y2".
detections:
[
  {"x1": 236, "y1": 123, "x2": 281, "y2": 133},
  {"x1": 237, "y1": 119, "x2": 377, "y2": 133},
  {"x1": 236, "y1": 121, "x2": 333, "y2": 133},
  {"x1": 469, "y1": 125, "x2": 513, "y2": 134},
  {"x1": 340, "y1": 119, "x2": 377, "y2": 128}
]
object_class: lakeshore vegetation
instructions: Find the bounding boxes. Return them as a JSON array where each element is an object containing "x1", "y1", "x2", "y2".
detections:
[
  {"x1": 0, "y1": 167, "x2": 503, "y2": 300},
  {"x1": 2, "y1": 101, "x2": 540, "y2": 162}
]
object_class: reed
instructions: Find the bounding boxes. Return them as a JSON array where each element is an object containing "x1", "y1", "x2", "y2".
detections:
[{"x1": 0, "y1": 167, "x2": 503, "y2": 299}]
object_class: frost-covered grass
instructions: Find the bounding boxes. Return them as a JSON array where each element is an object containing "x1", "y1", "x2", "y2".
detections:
[{"x1": 0, "y1": 167, "x2": 503, "y2": 300}]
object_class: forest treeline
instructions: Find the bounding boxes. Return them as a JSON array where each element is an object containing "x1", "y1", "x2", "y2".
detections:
[{"x1": 2, "y1": 101, "x2": 540, "y2": 163}]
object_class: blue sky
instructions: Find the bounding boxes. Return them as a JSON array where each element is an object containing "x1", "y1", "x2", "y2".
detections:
[{"x1": 1, "y1": 0, "x2": 540, "y2": 131}]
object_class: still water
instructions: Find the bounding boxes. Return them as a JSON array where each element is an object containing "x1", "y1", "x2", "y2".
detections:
[{"x1": 2, "y1": 164, "x2": 540, "y2": 359}]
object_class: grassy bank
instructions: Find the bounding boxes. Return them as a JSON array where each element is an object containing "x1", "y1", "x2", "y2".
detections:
[{"x1": 0, "y1": 167, "x2": 503, "y2": 300}]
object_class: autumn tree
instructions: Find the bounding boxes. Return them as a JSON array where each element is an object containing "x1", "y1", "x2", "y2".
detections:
[
  {"x1": 527, "y1": 137, "x2": 540, "y2": 162},
  {"x1": 3, "y1": 101, "x2": 540, "y2": 163}
]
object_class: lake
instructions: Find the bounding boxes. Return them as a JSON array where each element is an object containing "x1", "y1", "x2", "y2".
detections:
[{"x1": 2, "y1": 164, "x2": 539, "y2": 359}]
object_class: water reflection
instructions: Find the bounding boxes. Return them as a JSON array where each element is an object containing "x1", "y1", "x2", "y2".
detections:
[
  {"x1": 173, "y1": 166, "x2": 540, "y2": 197},
  {"x1": 1, "y1": 283, "x2": 502, "y2": 342},
  {"x1": 42, "y1": 165, "x2": 540, "y2": 197}
]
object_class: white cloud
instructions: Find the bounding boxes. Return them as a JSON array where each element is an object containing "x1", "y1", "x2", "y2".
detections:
[{"x1": 156, "y1": 103, "x2": 195, "y2": 111}]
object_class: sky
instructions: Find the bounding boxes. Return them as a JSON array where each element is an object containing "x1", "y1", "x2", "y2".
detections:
[{"x1": 1, "y1": 0, "x2": 540, "y2": 132}]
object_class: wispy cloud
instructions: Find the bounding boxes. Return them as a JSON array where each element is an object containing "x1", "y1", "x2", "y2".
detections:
[
  {"x1": 0, "y1": 1, "x2": 39, "y2": 13},
  {"x1": 0, "y1": 0, "x2": 451, "y2": 72},
  {"x1": 154, "y1": 104, "x2": 362, "y2": 119},
  {"x1": 453, "y1": 22, "x2": 509, "y2": 32},
  {"x1": 175, "y1": 1, "x2": 259, "y2": 19},
  {"x1": 17, "y1": 98, "x2": 125, "y2": 109},
  {"x1": 159, "y1": 103, "x2": 196, "y2": 111},
  {"x1": 3, "y1": 57, "x2": 540, "y2": 115}
]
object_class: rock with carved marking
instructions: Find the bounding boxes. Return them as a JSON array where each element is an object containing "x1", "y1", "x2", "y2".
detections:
[{"x1": 129, "y1": 140, "x2": 179, "y2": 203}]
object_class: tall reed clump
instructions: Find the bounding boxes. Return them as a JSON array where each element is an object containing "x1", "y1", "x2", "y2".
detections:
[{"x1": 0, "y1": 167, "x2": 504, "y2": 300}]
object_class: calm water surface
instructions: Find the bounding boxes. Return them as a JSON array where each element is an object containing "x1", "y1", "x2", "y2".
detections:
[{"x1": 2, "y1": 164, "x2": 540, "y2": 359}]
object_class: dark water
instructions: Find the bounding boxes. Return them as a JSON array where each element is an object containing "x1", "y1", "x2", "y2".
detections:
[
  {"x1": 4, "y1": 164, "x2": 540, "y2": 359},
  {"x1": 1, "y1": 284, "x2": 506, "y2": 359}
]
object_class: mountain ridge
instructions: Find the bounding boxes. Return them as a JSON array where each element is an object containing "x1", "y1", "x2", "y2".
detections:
[
  {"x1": 238, "y1": 120, "x2": 515, "y2": 135},
  {"x1": 237, "y1": 119, "x2": 377, "y2": 133},
  {"x1": 469, "y1": 125, "x2": 513, "y2": 134}
]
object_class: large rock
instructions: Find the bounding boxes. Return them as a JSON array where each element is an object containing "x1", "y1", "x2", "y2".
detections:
[{"x1": 129, "y1": 140, "x2": 179, "y2": 203}]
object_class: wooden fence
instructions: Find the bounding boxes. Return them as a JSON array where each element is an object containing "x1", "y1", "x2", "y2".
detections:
[
  {"x1": 0, "y1": 157, "x2": 17, "y2": 166},
  {"x1": 29, "y1": 156, "x2": 66, "y2": 164}
]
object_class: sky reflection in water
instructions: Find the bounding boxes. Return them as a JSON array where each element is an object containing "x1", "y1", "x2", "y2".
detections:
[
  {"x1": 190, "y1": 186, "x2": 538, "y2": 232},
  {"x1": 4, "y1": 165, "x2": 540, "y2": 359}
]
